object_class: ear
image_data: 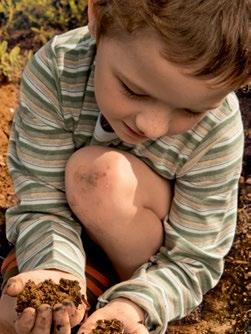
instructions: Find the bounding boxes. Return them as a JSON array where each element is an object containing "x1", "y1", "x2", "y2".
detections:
[{"x1": 88, "y1": 0, "x2": 97, "y2": 38}]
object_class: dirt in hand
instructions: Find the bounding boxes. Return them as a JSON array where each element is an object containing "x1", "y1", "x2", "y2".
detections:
[
  {"x1": 90, "y1": 319, "x2": 125, "y2": 334},
  {"x1": 16, "y1": 278, "x2": 87, "y2": 313}
]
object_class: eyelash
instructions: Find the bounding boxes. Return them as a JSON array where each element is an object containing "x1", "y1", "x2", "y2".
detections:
[
  {"x1": 182, "y1": 108, "x2": 199, "y2": 118},
  {"x1": 119, "y1": 81, "x2": 146, "y2": 101},
  {"x1": 119, "y1": 80, "x2": 200, "y2": 117}
]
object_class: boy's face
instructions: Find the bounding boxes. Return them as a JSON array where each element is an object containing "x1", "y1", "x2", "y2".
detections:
[{"x1": 94, "y1": 33, "x2": 229, "y2": 144}]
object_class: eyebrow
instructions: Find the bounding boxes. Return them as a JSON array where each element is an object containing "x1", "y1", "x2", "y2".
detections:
[{"x1": 117, "y1": 71, "x2": 221, "y2": 113}]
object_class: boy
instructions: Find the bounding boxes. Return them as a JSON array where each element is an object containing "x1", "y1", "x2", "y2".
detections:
[{"x1": 0, "y1": 0, "x2": 249, "y2": 333}]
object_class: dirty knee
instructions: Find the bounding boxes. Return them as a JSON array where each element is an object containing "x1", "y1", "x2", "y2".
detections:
[{"x1": 65, "y1": 146, "x2": 138, "y2": 227}]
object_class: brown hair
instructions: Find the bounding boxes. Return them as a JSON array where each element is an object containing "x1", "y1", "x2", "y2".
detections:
[{"x1": 92, "y1": 0, "x2": 250, "y2": 90}]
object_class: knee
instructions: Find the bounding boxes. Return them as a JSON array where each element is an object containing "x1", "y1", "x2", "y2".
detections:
[{"x1": 65, "y1": 146, "x2": 137, "y2": 225}]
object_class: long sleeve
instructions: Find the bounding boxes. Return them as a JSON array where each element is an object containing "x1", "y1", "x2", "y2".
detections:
[
  {"x1": 6, "y1": 28, "x2": 96, "y2": 281},
  {"x1": 97, "y1": 94, "x2": 244, "y2": 333}
]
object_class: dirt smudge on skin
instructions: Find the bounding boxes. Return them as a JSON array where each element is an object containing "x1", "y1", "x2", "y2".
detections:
[{"x1": 75, "y1": 169, "x2": 107, "y2": 192}]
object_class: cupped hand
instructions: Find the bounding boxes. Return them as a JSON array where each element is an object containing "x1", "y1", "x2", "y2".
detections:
[
  {"x1": 78, "y1": 298, "x2": 148, "y2": 334},
  {"x1": 0, "y1": 269, "x2": 88, "y2": 334}
]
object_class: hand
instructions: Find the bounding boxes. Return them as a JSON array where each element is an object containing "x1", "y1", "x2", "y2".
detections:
[
  {"x1": 0, "y1": 269, "x2": 87, "y2": 334},
  {"x1": 78, "y1": 298, "x2": 148, "y2": 334}
]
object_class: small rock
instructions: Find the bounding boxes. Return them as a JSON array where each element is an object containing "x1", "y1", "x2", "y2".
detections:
[{"x1": 246, "y1": 177, "x2": 251, "y2": 185}]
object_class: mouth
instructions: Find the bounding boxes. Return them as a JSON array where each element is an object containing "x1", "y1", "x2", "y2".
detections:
[{"x1": 123, "y1": 122, "x2": 147, "y2": 139}]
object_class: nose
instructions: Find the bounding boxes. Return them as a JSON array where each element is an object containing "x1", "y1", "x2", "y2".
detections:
[{"x1": 135, "y1": 110, "x2": 169, "y2": 139}]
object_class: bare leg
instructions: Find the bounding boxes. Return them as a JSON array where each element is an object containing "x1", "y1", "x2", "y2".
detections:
[{"x1": 65, "y1": 146, "x2": 172, "y2": 280}]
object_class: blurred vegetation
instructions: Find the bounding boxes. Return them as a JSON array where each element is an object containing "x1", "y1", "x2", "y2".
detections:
[
  {"x1": 0, "y1": 40, "x2": 32, "y2": 82},
  {"x1": 0, "y1": 0, "x2": 88, "y2": 83}
]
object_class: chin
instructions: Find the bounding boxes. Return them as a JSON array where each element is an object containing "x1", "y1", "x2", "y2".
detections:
[{"x1": 124, "y1": 137, "x2": 148, "y2": 145}]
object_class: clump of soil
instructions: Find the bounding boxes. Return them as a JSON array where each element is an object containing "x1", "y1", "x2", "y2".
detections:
[
  {"x1": 91, "y1": 319, "x2": 125, "y2": 334},
  {"x1": 16, "y1": 278, "x2": 87, "y2": 313}
]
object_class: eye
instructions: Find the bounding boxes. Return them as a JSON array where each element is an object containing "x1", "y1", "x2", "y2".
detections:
[
  {"x1": 182, "y1": 108, "x2": 200, "y2": 118},
  {"x1": 119, "y1": 81, "x2": 148, "y2": 101}
]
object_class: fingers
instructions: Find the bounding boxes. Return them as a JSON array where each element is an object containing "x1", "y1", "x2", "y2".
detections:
[
  {"x1": 14, "y1": 303, "x2": 80, "y2": 334},
  {"x1": 5, "y1": 276, "x2": 25, "y2": 296},
  {"x1": 14, "y1": 307, "x2": 36, "y2": 334},
  {"x1": 15, "y1": 305, "x2": 52, "y2": 334},
  {"x1": 32, "y1": 304, "x2": 52, "y2": 334},
  {"x1": 53, "y1": 304, "x2": 71, "y2": 334},
  {"x1": 62, "y1": 300, "x2": 86, "y2": 328}
]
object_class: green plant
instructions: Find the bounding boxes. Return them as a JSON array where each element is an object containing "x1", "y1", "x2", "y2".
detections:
[
  {"x1": 56, "y1": 0, "x2": 88, "y2": 28},
  {"x1": 0, "y1": 0, "x2": 17, "y2": 33},
  {"x1": 0, "y1": 0, "x2": 88, "y2": 83},
  {"x1": 0, "y1": 41, "x2": 32, "y2": 82},
  {"x1": 31, "y1": 27, "x2": 56, "y2": 46},
  {"x1": 0, "y1": 0, "x2": 88, "y2": 33}
]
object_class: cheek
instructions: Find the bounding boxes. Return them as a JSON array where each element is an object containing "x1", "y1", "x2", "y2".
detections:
[
  {"x1": 94, "y1": 62, "x2": 115, "y2": 108},
  {"x1": 94, "y1": 78, "x2": 115, "y2": 117},
  {"x1": 95, "y1": 82, "x2": 134, "y2": 120},
  {"x1": 169, "y1": 116, "x2": 202, "y2": 134}
]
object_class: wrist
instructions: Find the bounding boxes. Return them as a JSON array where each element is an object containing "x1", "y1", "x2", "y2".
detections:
[{"x1": 107, "y1": 298, "x2": 145, "y2": 324}]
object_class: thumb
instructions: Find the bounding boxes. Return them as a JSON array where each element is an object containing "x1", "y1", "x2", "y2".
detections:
[
  {"x1": 77, "y1": 315, "x2": 99, "y2": 334},
  {"x1": 131, "y1": 323, "x2": 149, "y2": 334},
  {"x1": 4, "y1": 276, "x2": 25, "y2": 296},
  {"x1": 63, "y1": 300, "x2": 87, "y2": 327},
  {"x1": 77, "y1": 320, "x2": 95, "y2": 334}
]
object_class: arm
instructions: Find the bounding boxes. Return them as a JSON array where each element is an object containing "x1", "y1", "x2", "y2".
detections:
[
  {"x1": 96, "y1": 97, "x2": 244, "y2": 333},
  {"x1": 3, "y1": 30, "x2": 96, "y2": 332},
  {"x1": 6, "y1": 39, "x2": 86, "y2": 280},
  {"x1": 5, "y1": 24, "x2": 98, "y2": 287}
]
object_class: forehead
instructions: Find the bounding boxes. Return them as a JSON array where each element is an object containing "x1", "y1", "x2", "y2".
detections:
[{"x1": 98, "y1": 33, "x2": 229, "y2": 109}]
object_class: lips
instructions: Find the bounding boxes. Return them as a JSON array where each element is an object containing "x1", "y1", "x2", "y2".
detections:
[{"x1": 123, "y1": 122, "x2": 146, "y2": 138}]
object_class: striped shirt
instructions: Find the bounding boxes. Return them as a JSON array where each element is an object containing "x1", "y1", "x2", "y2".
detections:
[{"x1": 6, "y1": 27, "x2": 244, "y2": 333}]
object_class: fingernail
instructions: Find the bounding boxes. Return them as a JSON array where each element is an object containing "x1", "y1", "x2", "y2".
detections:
[
  {"x1": 38, "y1": 305, "x2": 51, "y2": 313},
  {"x1": 7, "y1": 282, "x2": 16, "y2": 290},
  {"x1": 62, "y1": 300, "x2": 74, "y2": 307},
  {"x1": 4, "y1": 283, "x2": 16, "y2": 294},
  {"x1": 54, "y1": 304, "x2": 64, "y2": 312},
  {"x1": 54, "y1": 306, "x2": 62, "y2": 312},
  {"x1": 56, "y1": 324, "x2": 63, "y2": 332}
]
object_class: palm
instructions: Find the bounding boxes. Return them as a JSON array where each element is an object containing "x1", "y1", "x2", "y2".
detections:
[
  {"x1": 78, "y1": 298, "x2": 148, "y2": 334},
  {"x1": 0, "y1": 269, "x2": 87, "y2": 334}
]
